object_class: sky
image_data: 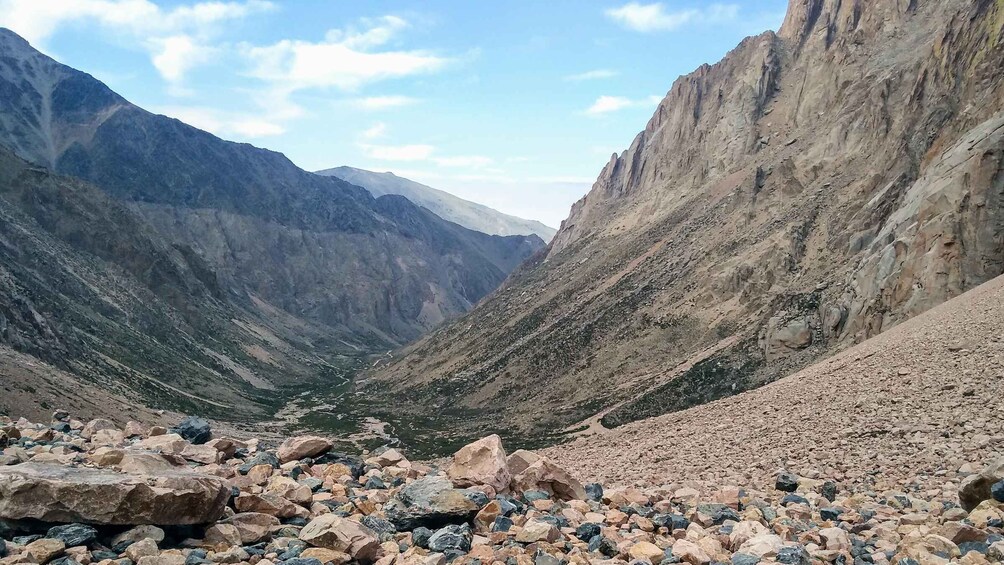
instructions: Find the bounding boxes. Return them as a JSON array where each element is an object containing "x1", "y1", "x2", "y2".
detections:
[{"x1": 0, "y1": 0, "x2": 788, "y2": 228}]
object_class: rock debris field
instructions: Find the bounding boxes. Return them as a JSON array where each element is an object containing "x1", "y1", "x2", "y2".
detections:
[{"x1": 2, "y1": 278, "x2": 1004, "y2": 565}]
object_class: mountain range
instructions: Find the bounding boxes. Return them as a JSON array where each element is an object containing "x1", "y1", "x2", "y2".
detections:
[
  {"x1": 0, "y1": 27, "x2": 544, "y2": 421},
  {"x1": 316, "y1": 166, "x2": 556, "y2": 241},
  {"x1": 363, "y1": 0, "x2": 1004, "y2": 446}
]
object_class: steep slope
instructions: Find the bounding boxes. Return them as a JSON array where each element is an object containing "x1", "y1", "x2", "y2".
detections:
[
  {"x1": 0, "y1": 28, "x2": 544, "y2": 348},
  {"x1": 0, "y1": 147, "x2": 337, "y2": 421},
  {"x1": 365, "y1": 0, "x2": 1004, "y2": 448},
  {"x1": 545, "y1": 271, "x2": 1004, "y2": 493},
  {"x1": 317, "y1": 166, "x2": 557, "y2": 241}
]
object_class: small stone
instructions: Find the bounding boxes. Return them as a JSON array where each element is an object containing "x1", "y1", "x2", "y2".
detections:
[
  {"x1": 427, "y1": 525, "x2": 472, "y2": 553},
  {"x1": 24, "y1": 539, "x2": 66, "y2": 564},
  {"x1": 515, "y1": 519, "x2": 560, "y2": 543},
  {"x1": 575, "y1": 523, "x2": 601, "y2": 541},
  {"x1": 671, "y1": 539, "x2": 711, "y2": 565},
  {"x1": 299, "y1": 548, "x2": 351, "y2": 565},
  {"x1": 124, "y1": 539, "x2": 159, "y2": 562},
  {"x1": 629, "y1": 541, "x2": 664, "y2": 564},
  {"x1": 45, "y1": 525, "x2": 97, "y2": 547},
  {"x1": 775, "y1": 472, "x2": 799, "y2": 493},
  {"x1": 992, "y1": 480, "x2": 1004, "y2": 503},
  {"x1": 585, "y1": 483, "x2": 603, "y2": 502}
]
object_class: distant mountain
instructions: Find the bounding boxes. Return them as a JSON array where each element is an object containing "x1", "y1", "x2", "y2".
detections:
[
  {"x1": 0, "y1": 27, "x2": 545, "y2": 419},
  {"x1": 317, "y1": 166, "x2": 557, "y2": 241}
]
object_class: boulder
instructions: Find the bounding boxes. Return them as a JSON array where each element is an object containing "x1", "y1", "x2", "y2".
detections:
[
  {"x1": 80, "y1": 419, "x2": 118, "y2": 440},
  {"x1": 173, "y1": 416, "x2": 211, "y2": 445},
  {"x1": 299, "y1": 514, "x2": 382, "y2": 563},
  {"x1": 507, "y1": 450, "x2": 586, "y2": 500},
  {"x1": 0, "y1": 462, "x2": 230, "y2": 525},
  {"x1": 959, "y1": 458, "x2": 1004, "y2": 511},
  {"x1": 446, "y1": 435, "x2": 510, "y2": 494},
  {"x1": 45, "y1": 524, "x2": 97, "y2": 547},
  {"x1": 384, "y1": 476, "x2": 479, "y2": 530},
  {"x1": 24, "y1": 538, "x2": 65, "y2": 563},
  {"x1": 278, "y1": 436, "x2": 334, "y2": 464},
  {"x1": 226, "y1": 512, "x2": 280, "y2": 543}
]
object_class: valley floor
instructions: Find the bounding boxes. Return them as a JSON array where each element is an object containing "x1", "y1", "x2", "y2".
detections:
[{"x1": 545, "y1": 274, "x2": 1004, "y2": 494}]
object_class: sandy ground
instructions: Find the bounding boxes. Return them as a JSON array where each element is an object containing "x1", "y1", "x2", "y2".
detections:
[{"x1": 545, "y1": 274, "x2": 1004, "y2": 494}]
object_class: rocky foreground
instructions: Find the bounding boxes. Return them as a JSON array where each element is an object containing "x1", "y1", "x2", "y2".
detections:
[{"x1": 0, "y1": 416, "x2": 1003, "y2": 565}]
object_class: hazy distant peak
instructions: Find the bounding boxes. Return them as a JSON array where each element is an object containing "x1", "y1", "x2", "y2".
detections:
[{"x1": 317, "y1": 165, "x2": 556, "y2": 241}]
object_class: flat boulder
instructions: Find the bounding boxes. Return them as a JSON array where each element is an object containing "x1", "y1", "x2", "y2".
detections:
[
  {"x1": 0, "y1": 462, "x2": 230, "y2": 525},
  {"x1": 384, "y1": 476, "x2": 479, "y2": 530},
  {"x1": 277, "y1": 436, "x2": 333, "y2": 464},
  {"x1": 299, "y1": 514, "x2": 382, "y2": 563},
  {"x1": 446, "y1": 434, "x2": 510, "y2": 494}
]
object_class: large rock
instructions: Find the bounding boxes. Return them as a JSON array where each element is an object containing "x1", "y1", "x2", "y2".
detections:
[
  {"x1": 959, "y1": 457, "x2": 1004, "y2": 511},
  {"x1": 172, "y1": 416, "x2": 211, "y2": 445},
  {"x1": 507, "y1": 450, "x2": 586, "y2": 501},
  {"x1": 446, "y1": 435, "x2": 510, "y2": 494},
  {"x1": 384, "y1": 476, "x2": 479, "y2": 530},
  {"x1": 277, "y1": 436, "x2": 334, "y2": 464},
  {"x1": 0, "y1": 462, "x2": 230, "y2": 525},
  {"x1": 299, "y1": 514, "x2": 382, "y2": 563}
]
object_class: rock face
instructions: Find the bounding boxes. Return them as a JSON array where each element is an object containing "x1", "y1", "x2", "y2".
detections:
[
  {"x1": 446, "y1": 435, "x2": 511, "y2": 494},
  {"x1": 0, "y1": 27, "x2": 544, "y2": 421},
  {"x1": 318, "y1": 166, "x2": 556, "y2": 241},
  {"x1": 366, "y1": 0, "x2": 1004, "y2": 445},
  {"x1": 0, "y1": 462, "x2": 230, "y2": 525}
]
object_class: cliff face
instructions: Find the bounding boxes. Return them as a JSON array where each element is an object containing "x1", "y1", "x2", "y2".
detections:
[{"x1": 365, "y1": 0, "x2": 1004, "y2": 447}]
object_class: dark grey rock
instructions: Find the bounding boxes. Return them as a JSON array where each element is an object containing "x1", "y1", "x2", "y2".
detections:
[
  {"x1": 282, "y1": 559, "x2": 322, "y2": 565},
  {"x1": 776, "y1": 472, "x2": 799, "y2": 493},
  {"x1": 412, "y1": 527, "x2": 433, "y2": 549},
  {"x1": 732, "y1": 554, "x2": 760, "y2": 565},
  {"x1": 781, "y1": 494, "x2": 810, "y2": 506},
  {"x1": 364, "y1": 476, "x2": 386, "y2": 490},
  {"x1": 696, "y1": 504, "x2": 740, "y2": 525},
  {"x1": 992, "y1": 480, "x2": 1004, "y2": 503},
  {"x1": 361, "y1": 516, "x2": 397, "y2": 540},
  {"x1": 776, "y1": 546, "x2": 810, "y2": 565},
  {"x1": 384, "y1": 476, "x2": 478, "y2": 530},
  {"x1": 820, "y1": 507, "x2": 842, "y2": 521},
  {"x1": 821, "y1": 481, "x2": 838, "y2": 502},
  {"x1": 958, "y1": 541, "x2": 988, "y2": 555},
  {"x1": 492, "y1": 516, "x2": 513, "y2": 533},
  {"x1": 524, "y1": 491, "x2": 550, "y2": 503},
  {"x1": 47, "y1": 523, "x2": 97, "y2": 547},
  {"x1": 584, "y1": 483, "x2": 603, "y2": 502},
  {"x1": 575, "y1": 523, "x2": 601, "y2": 541},
  {"x1": 428, "y1": 524, "x2": 471, "y2": 553},
  {"x1": 588, "y1": 536, "x2": 618, "y2": 557},
  {"x1": 173, "y1": 416, "x2": 211, "y2": 445},
  {"x1": 652, "y1": 513, "x2": 689, "y2": 531}
]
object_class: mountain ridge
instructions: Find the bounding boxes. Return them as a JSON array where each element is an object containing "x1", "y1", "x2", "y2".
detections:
[
  {"x1": 316, "y1": 166, "x2": 556, "y2": 241},
  {"x1": 0, "y1": 27, "x2": 544, "y2": 422}
]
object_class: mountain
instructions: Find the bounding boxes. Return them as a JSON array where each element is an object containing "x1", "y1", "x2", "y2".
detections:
[
  {"x1": 316, "y1": 166, "x2": 557, "y2": 241},
  {"x1": 0, "y1": 28, "x2": 544, "y2": 420},
  {"x1": 363, "y1": 0, "x2": 1004, "y2": 448}
]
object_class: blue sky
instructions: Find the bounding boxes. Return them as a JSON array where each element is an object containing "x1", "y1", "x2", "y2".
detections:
[{"x1": 0, "y1": 0, "x2": 788, "y2": 227}]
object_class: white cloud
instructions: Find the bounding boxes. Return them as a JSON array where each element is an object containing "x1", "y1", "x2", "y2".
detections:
[
  {"x1": 605, "y1": 2, "x2": 739, "y2": 33},
  {"x1": 351, "y1": 96, "x2": 420, "y2": 110},
  {"x1": 433, "y1": 156, "x2": 493, "y2": 168},
  {"x1": 585, "y1": 94, "x2": 662, "y2": 116},
  {"x1": 359, "y1": 143, "x2": 436, "y2": 162},
  {"x1": 564, "y1": 69, "x2": 618, "y2": 82},
  {"x1": 155, "y1": 105, "x2": 285, "y2": 138},
  {"x1": 0, "y1": 0, "x2": 274, "y2": 84},
  {"x1": 361, "y1": 123, "x2": 388, "y2": 140},
  {"x1": 243, "y1": 17, "x2": 447, "y2": 92}
]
